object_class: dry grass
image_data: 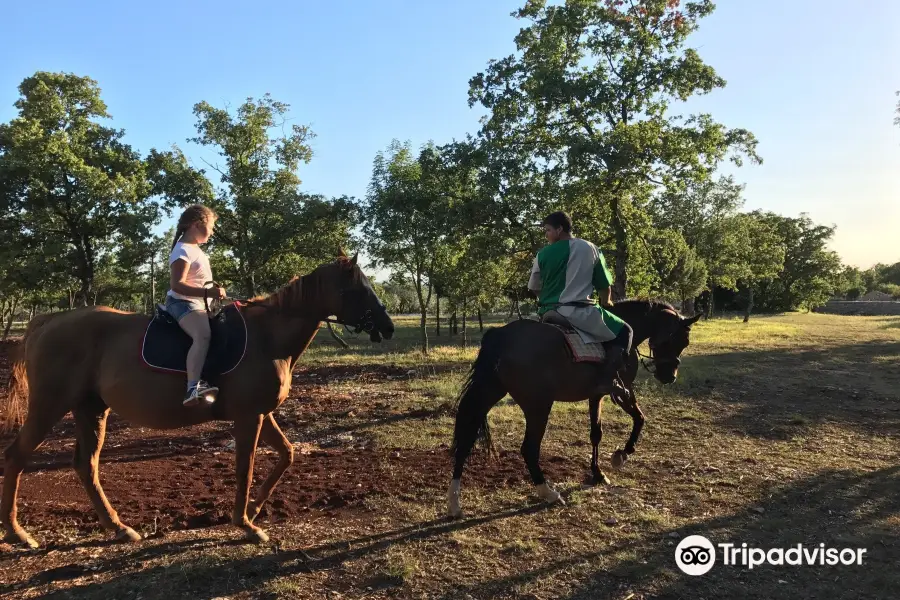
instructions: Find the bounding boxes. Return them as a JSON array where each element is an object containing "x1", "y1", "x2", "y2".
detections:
[{"x1": 0, "y1": 312, "x2": 898, "y2": 599}]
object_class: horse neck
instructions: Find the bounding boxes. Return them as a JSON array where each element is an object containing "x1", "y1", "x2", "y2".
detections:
[
  {"x1": 610, "y1": 301, "x2": 659, "y2": 345},
  {"x1": 253, "y1": 309, "x2": 321, "y2": 366},
  {"x1": 255, "y1": 275, "x2": 326, "y2": 365}
]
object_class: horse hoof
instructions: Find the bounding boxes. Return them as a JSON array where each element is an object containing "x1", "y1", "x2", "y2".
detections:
[
  {"x1": 447, "y1": 506, "x2": 463, "y2": 520},
  {"x1": 247, "y1": 502, "x2": 262, "y2": 523},
  {"x1": 243, "y1": 527, "x2": 269, "y2": 544},
  {"x1": 5, "y1": 529, "x2": 39, "y2": 549},
  {"x1": 115, "y1": 527, "x2": 142, "y2": 543},
  {"x1": 536, "y1": 484, "x2": 565, "y2": 505},
  {"x1": 610, "y1": 450, "x2": 628, "y2": 470}
]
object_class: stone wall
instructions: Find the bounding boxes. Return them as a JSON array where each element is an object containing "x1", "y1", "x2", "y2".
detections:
[{"x1": 814, "y1": 301, "x2": 900, "y2": 316}]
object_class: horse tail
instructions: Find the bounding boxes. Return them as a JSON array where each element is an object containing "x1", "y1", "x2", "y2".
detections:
[
  {"x1": 1, "y1": 313, "x2": 55, "y2": 433},
  {"x1": 2, "y1": 345, "x2": 28, "y2": 434},
  {"x1": 451, "y1": 326, "x2": 506, "y2": 457}
]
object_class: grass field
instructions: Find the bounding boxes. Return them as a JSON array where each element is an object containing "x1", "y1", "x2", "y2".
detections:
[{"x1": 0, "y1": 312, "x2": 898, "y2": 599}]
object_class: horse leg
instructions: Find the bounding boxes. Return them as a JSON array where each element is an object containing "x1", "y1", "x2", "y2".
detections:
[
  {"x1": 589, "y1": 396, "x2": 611, "y2": 485},
  {"x1": 611, "y1": 388, "x2": 645, "y2": 469},
  {"x1": 72, "y1": 400, "x2": 141, "y2": 543},
  {"x1": 519, "y1": 399, "x2": 563, "y2": 505},
  {"x1": 231, "y1": 414, "x2": 267, "y2": 542},
  {"x1": 247, "y1": 414, "x2": 294, "y2": 523},
  {"x1": 1, "y1": 405, "x2": 68, "y2": 548},
  {"x1": 447, "y1": 368, "x2": 506, "y2": 519}
]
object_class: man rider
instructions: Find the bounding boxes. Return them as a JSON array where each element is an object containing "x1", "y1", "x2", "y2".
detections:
[{"x1": 528, "y1": 211, "x2": 634, "y2": 387}]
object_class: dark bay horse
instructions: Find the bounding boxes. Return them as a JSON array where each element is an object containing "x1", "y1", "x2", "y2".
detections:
[
  {"x1": 447, "y1": 300, "x2": 700, "y2": 517},
  {"x1": 1, "y1": 254, "x2": 394, "y2": 547}
]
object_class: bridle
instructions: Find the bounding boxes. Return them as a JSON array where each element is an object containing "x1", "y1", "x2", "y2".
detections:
[
  {"x1": 636, "y1": 342, "x2": 681, "y2": 375},
  {"x1": 636, "y1": 309, "x2": 684, "y2": 375}
]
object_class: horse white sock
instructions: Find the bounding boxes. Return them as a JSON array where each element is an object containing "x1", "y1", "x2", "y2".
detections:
[{"x1": 447, "y1": 479, "x2": 462, "y2": 517}]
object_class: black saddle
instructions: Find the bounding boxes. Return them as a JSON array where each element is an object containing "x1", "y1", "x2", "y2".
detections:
[
  {"x1": 540, "y1": 310, "x2": 576, "y2": 332},
  {"x1": 141, "y1": 303, "x2": 247, "y2": 379}
]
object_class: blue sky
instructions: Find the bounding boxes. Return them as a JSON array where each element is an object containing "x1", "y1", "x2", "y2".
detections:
[{"x1": 2, "y1": 0, "x2": 898, "y2": 268}]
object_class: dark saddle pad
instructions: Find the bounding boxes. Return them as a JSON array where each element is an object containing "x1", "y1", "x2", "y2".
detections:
[
  {"x1": 540, "y1": 310, "x2": 606, "y2": 363},
  {"x1": 141, "y1": 303, "x2": 247, "y2": 378}
]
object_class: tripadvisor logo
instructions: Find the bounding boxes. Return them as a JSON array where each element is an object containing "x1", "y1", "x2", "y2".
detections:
[{"x1": 675, "y1": 535, "x2": 867, "y2": 576}]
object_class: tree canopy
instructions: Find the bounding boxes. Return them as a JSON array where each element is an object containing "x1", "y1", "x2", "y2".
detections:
[{"x1": 1, "y1": 9, "x2": 884, "y2": 331}]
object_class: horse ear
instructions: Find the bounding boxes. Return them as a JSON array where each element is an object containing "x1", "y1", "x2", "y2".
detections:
[
  {"x1": 351, "y1": 253, "x2": 358, "y2": 267},
  {"x1": 338, "y1": 247, "x2": 348, "y2": 258},
  {"x1": 683, "y1": 313, "x2": 702, "y2": 326}
]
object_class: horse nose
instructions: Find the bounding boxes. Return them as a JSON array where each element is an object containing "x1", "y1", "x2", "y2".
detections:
[{"x1": 381, "y1": 316, "x2": 395, "y2": 339}]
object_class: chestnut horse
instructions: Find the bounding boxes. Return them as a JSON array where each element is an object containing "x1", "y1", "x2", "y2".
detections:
[{"x1": 1, "y1": 254, "x2": 394, "y2": 547}]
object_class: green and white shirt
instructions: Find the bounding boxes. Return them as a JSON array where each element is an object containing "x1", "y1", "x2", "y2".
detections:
[{"x1": 528, "y1": 237, "x2": 625, "y2": 340}]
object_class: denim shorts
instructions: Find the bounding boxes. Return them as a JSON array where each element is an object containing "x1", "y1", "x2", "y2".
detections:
[{"x1": 165, "y1": 295, "x2": 205, "y2": 322}]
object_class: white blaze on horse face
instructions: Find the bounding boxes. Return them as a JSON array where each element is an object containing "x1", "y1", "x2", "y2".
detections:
[{"x1": 447, "y1": 479, "x2": 462, "y2": 518}]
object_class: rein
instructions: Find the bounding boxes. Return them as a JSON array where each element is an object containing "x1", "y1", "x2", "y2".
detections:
[
  {"x1": 632, "y1": 307, "x2": 682, "y2": 375},
  {"x1": 205, "y1": 280, "x2": 376, "y2": 334},
  {"x1": 636, "y1": 347, "x2": 657, "y2": 374},
  {"x1": 240, "y1": 298, "x2": 374, "y2": 332}
]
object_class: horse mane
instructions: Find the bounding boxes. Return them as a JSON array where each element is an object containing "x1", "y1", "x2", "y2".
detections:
[
  {"x1": 250, "y1": 257, "x2": 359, "y2": 312},
  {"x1": 615, "y1": 298, "x2": 683, "y2": 317}
]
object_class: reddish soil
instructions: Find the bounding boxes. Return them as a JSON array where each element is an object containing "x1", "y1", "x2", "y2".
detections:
[{"x1": 0, "y1": 340, "x2": 579, "y2": 544}]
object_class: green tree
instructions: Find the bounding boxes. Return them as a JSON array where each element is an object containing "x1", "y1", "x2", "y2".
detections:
[
  {"x1": 651, "y1": 176, "x2": 749, "y2": 313},
  {"x1": 153, "y1": 95, "x2": 356, "y2": 297},
  {"x1": 0, "y1": 72, "x2": 158, "y2": 305},
  {"x1": 736, "y1": 211, "x2": 785, "y2": 321},
  {"x1": 364, "y1": 141, "x2": 452, "y2": 353},
  {"x1": 470, "y1": 0, "x2": 759, "y2": 299},
  {"x1": 754, "y1": 213, "x2": 841, "y2": 312},
  {"x1": 835, "y1": 266, "x2": 866, "y2": 300},
  {"x1": 632, "y1": 227, "x2": 707, "y2": 308}
]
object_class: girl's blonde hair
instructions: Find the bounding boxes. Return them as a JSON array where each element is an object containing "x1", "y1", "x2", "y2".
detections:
[{"x1": 172, "y1": 204, "x2": 217, "y2": 249}]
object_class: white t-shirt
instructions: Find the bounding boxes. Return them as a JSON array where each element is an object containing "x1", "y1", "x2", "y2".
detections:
[{"x1": 167, "y1": 241, "x2": 214, "y2": 302}]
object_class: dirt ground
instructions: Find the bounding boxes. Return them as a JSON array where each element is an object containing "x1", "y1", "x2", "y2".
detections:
[
  {"x1": 0, "y1": 342, "x2": 578, "y2": 545},
  {"x1": 0, "y1": 313, "x2": 898, "y2": 600}
]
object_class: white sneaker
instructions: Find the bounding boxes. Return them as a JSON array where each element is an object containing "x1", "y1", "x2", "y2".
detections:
[{"x1": 183, "y1": 381, "x2": 219, "y2": 407}]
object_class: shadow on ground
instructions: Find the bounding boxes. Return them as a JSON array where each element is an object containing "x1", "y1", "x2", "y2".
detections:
[
  {"x1": 655, "y1": 340, "x2": 900, "y2": 441},
  {"x1": 13, "y1": 466, "x2": 897, "y2": 599}
]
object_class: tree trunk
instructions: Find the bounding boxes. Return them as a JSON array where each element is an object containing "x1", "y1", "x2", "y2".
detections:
[
  {"x1": 149, "y1": 255, "x2": 156, "y2": 311},
  {"x1": 436, "y1": 293, "x2": 441, "y2": 336},
  {"x1": 743, "y1": 287, "x2": 754, "y2": 323},
  {"x1": 78, "y1": 280, "x2": 92, "y2": 307},
  {"x1": 516, "y1": 299, "x2": 523, "y2": 320},
  {"x1": 611, "y1": 196, "x2": 628, "y2": 300},
  {"x1": 244, "y1": 272, "x2": 256, "y2": 299},
  {"x1": 462, "y1": 298, "x2": 468, "y2": 348},
  {"x1": 507, "y1": 301, "x2": 515, "y2": 321},
  {"x1": 450, "y1": 312, "x2": 457, "y2": 336},
  {"x1": 0, "y1": 302, "x2": 7, "y2": 339},
  {"x1": 706, "y1": 287, "x2": 715, "y2": 319},
  {"x1": 420, "y1": 309, "x2": 428, "y2": 354},
  {"x1": 477, "y1": 308, "x2": 483, "y2": 332},
  {"x1": 682, "y1": 297, "x2": 695, "y2": 317},
  {"x1": 2, "y1": 296, "x2": 19, "y2": 340}
]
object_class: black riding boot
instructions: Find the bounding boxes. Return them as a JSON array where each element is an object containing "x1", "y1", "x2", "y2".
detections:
[{"x1": 598, "y1": 344, "x2": 626, "y2": 394}]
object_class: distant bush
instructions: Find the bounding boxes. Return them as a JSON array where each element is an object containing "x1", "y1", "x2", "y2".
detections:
[{"x1": 876, "y1": 283, "x2": 900, "y2": 299}]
